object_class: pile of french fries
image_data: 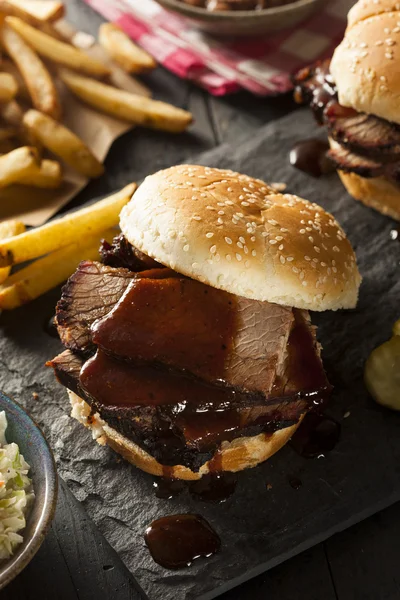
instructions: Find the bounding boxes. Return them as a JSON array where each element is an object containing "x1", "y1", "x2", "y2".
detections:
[
  {"x1": 0, "y1": 0, "x2": 192, "y2": 189},
  {"x1": 0, "y1": 183, "x2": 136, "y2": 310}
]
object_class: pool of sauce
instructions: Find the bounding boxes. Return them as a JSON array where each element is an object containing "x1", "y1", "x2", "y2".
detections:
[
  {"x1": 43, "y1": 314, "x2": 59, "y2": 338},
  {"x1": 290, "y1": 412, "x2": 341, "y2": 458},
  {"x1": 153, "y1": 478, "x2": 186, "y2": 500},
  {"x1": 144, "y1": 514, "x2": 221, "y2": 569},
  {"x1": 290, "y1": 139, "x2": 334, "y2": 178},
  {"x1": 189, "y1": 472, "x2": 237, "y2": 504}
]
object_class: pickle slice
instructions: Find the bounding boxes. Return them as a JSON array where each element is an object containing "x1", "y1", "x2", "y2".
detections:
[{"x1": 365, "y1": 335, "x2": 400, "y2": 411}]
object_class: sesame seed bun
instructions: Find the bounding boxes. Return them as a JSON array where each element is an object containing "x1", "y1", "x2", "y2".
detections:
[
  {"x1": 329, "y1": 138, "x2": 400, "y2": 221},
  {"x1": 120, "y1": 165, "x2": 361, "y2": 311},
  {"x1": 330, "y1": 5, "x2": 400, "y2": 125},
  {"x1": 68, "y1": 390, "x2": 301, "y2": 481}
]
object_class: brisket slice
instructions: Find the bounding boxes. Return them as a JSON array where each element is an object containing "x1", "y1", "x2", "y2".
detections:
[
  {"x1": 56, "y1": 261, "x2": 175, "y2": 356},
  {"x1": 326, "y1": 110, "x2": 400, "y2": 159},
  {"x1": 48, "y1": 349, "x2": 318, "y2": 471},
  {"x1": 92, "y1": 275, "x2": 295, "y2": 394},
  {"x1": 100, "y1": 234, "x2": 163, "y2": 271},
  {"x1": 328, "y1": 143, "x2": 400, "y2": 183}
]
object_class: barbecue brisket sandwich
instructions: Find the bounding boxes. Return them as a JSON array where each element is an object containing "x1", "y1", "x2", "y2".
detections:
[
  {"x1": 48, "y1": 165, "x2": 361, "y2": 480},
  {"x1": 294, "y1": 0, "x2": 400, "y2": 220}
]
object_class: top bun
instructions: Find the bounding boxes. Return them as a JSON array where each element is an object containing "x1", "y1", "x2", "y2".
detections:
[
  {"x1": 331, "y1": 2, "x2": 400, "y2": 124},
  {"x1": 348, "y1": 0, "x2": 400, "y2": 26},
  {"x1": 120, "y1": 165, "x2": 361, "y2": 311}
]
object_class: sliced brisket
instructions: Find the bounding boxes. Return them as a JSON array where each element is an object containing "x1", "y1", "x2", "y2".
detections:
[
  {"x1": 92, "y1": 276, "x2": 294, "y2": 394},
  {"x1": 56, "y1": 261, "x2": 175, "y2": 355},
  {"x1": 100, "y1": 234, "x2": 163, "y2": 271}
]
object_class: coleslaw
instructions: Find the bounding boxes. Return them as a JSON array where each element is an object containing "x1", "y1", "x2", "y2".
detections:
[{"x1": 0, "y1": 411, "x2": 34, "y2": 560}]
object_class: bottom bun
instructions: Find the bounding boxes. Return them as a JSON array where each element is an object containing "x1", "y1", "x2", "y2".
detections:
[
  {"x1": 68, "y1": 390, "x2": 302, "y2": 481},
  {"x1": 337, "y1": 170, "x2": 400, "y2": 221}
]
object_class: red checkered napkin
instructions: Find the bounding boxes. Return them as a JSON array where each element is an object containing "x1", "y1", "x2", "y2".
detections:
[{"x1": 84, "y1": 0, "x2": 354, "y2": 96}]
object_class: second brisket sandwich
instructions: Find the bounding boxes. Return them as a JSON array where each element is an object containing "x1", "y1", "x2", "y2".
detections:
[
  {"x1": 295, "y1": 0, "x2": 400, "y2": 220},
  {"x1": 49, "y1": 165, "x2": 361, "y2": 480}
]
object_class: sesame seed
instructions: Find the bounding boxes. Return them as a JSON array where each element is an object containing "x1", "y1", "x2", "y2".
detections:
[
  {"x1": 225, "y1": 237, "x2": 232, "y2": 245},
  {"x1": 210, "y1": 245, "x2": 217, "y2": 254},
  {"x1": 226, "y1": 254, "x2": 232, "y2": 261},
  {"x1": 237, "y1": 242, "x2": 243, "y2": 249},
  {"x1": 300, "y1": 272, "x2": 305, "y2": 280},
  {"x1": 192, "y1": 196, "x2": 198, "y2": 201},
  {"x1": 333, "y1": 245, "x2": 340, "y2": 252},
  {"x1": 206, "y1": 205, "x2": 215, "y2": 211},
  {"x1": 321, "y1": 262, "x2": 326, "y2": 267},
  {"x1": 236, "y1": 253, "x2": 242, "y2": 262},
  {"x1": 268, "y1": 219, "x2": 278, "y2": 226},
  {"x1": 218, "y1": 210, "x2": 225, "y2": 215},
  {"x1": 269, "y1": 239, "x2": 277, "y2": 245},
  {"x1": 302, "y1": 281, "x2": 307, "y2": 287},
  {"x1": 312, "y1": 258, "x2": 318, "y2": 263},
  {"x1": 300, "y1": 229, "x2": 306, "y2": 234},
  {"x1": 286, "y1": 256, "x2": 294, "y2": 262},
  {"x1": 227, "y1": 187, "x2": 233, "y2": 192},
  {"x1": 183, "y1": 244, "x2": 190, "y2": 252},
  {"x1": 262, "y1": 232, "x2": 268, "y2": 237},
  {"x1": 384, "y1": 27, "x2": 390, "y2": 34},
  {"x1": 314, "y1": 246, "x2": 321, "y2": 253},
  {"x1": 217, "y1": 218, "x2": 224, "y2": 224},
  {"x1": 280, "y1": 255, "x2": 285, "y2": 264},
  {"x1": 276, "y1": 236, "x2": 283, "y2": 241},
  {"x1": 251, "y1": 236, "x2": 256, "y2": 242},
  {"x1": 239, "y1": 236, "x2": 245, "y2": 243},
  {"x1": 241, "y1": 201, "x2": 250, "y2": 207},
  {"x1": 225, "y1": 200, "x2": 234, "y2": 205},
  {"x1": 292, "y1": 266, "x2": 299, "y2": 273},
  {"x1": 385, "y1": 52, "x2": 394, "y2": 59},
  {"x1": 309, "y1": 236, "x2": 314, "y2": 243},
  {"x1": 386, "y1": 38, "x2": 395, "y2": 45},
  {"x1": 279, "y1": 244, "x2": 284, "y2": 251},
  {"x1": 252, "y1": 250, "x2": 257, "y2": 257},
  {"x1": 192, "y1": 262, "x2": 198, "y2": 268},
  {"x1": 304, "y1": 256, "x2": 311, "y2": 261},
  {"x1": 206, "y1": 232, "x2": 214, "y2": 238},
  {"x1": 375, "y1": 40, "x2": 383, "y2": 45},
  {"x1": 192, "y1": 215, "x2": 201, "y2": 221}
]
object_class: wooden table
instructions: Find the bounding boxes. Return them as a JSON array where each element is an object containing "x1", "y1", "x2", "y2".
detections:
[{"x1": 2, "y1": 2, "x2": 400, "y2": 598}]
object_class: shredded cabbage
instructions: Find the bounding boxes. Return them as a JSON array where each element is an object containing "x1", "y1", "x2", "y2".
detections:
[{"x1": 0, "y1": 411, "x2": 34, "y2": 560}]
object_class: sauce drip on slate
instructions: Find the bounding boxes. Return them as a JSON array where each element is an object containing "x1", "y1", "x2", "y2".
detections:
[
  {"x1": 288, "y1": 477, "x2": 302, "y2": 490},
  {"x1": 189, "y1": 472, "x2": 237, "y2": 504},
  {"x1": 144, "y1": 514, "x2": 221, "y2": 569},
  {"x1": 43, "y1": 314, "x2": 59, "y2": 338},
  {"x1": 290, "y1": 413, "x2": 341, "y2": 458},
  {"x1": 289, "y1": 139, "x2": 334, "y2": 178},
  {"x1": 153, "y1": 478, "x2": 186, "y2": 500}
]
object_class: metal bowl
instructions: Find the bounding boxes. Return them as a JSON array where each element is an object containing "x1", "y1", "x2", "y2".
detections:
[
  {"x1": 0, "y1": 392, "x2": 58, "y2": 590},
  {"x1": 155, "y1": 0, "x2": 325, "y2": 36}
]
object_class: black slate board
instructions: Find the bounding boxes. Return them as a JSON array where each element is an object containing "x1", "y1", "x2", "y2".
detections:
[{"x1": 0, "y1": 108, "x2": 399, "y2": 600}]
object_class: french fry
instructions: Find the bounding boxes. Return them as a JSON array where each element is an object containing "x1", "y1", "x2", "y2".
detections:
[
  {"x1": 0, "y1": 127, "x2": 17, "y2": 142},
  {"x1": 60, "y1": 70, "x2": 193, "y2": 133},
  {"x1": 0, "y1": 71, "x2": 17, "y2": 101},
  {"x1": 0, "y1": 100, "x2": 23, "y2": 127},
  {"x1": 0, "y1": 22, "x2": 61, "y2": 119},
  {"x1": 98, "y1": 23, "x2": 156, "y2": 74},
  {"x1": 0, "y1": 182, "x2": 136, "y2": 266},
  {"x1": 0, "y1": 227, "x2": 116, "y2": 310},
  {"x1": 0, "y1": 218, "x2": 25, "y2": 284},
  {"x1": 0, "y1": 146, "x2": 40, "y2": 188},
  {"x1": 6, "y1": 17, "x2": 110, "y2": 77},
  {"x1": 23, "y1": 109, "x2": 104, "y2": 178},
  {"x1": 19, "y1": 158, "x2": 62, "y2": 188},
  {"x1": 1, "y1": 58, "x2": 30, "y2": 102},
  {"x1": 3, "y1": 1, "x2": 65, "y2": 23}
]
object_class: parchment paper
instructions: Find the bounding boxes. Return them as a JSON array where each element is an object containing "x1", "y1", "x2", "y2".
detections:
[
  {"x1": 0, "y1": 20, "x2": 149, "y2": 226},
  {"x1": 0, "y1": 109, "x2": 399, "y2": 600}
]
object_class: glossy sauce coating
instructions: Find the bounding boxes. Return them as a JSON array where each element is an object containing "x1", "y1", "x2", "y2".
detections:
[{"x1": 144, "y1": 514, "x2": 220, "y2": 569}]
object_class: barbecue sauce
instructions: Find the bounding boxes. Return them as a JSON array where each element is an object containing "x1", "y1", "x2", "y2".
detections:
[
  {"x1": 189, "y1": 473, "x2": 237, "y2": 503},
  {"x1": 80, "y1": 280, "x2": 330, "y2": 469},
  {"x1": 44, "y1": 314, "x2": 59, "y2": 338},
  {"x1": 92, "y1": 276, "x2": 237, "y2": 384},
  {"x1": 290, "y1": 412, "x2": 341, "y2": 458},
  {"x1": 289, "y1": 139, "x2": 334, "y2": 178},
  {"x1": 144, "y1": 514, "x2": 220, "y2": 569},
  {"x1": 153, "y1": 478, "x2": 186, "y2": 499}
]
